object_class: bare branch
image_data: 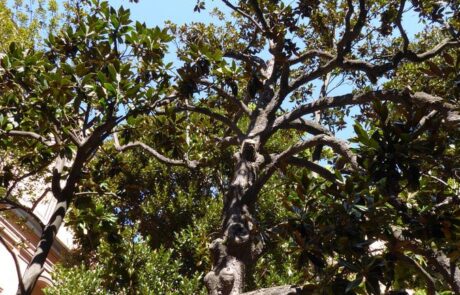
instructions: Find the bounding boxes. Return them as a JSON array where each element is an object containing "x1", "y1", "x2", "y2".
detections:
[
  {"x1": 274, "y1": 134, "x2": 358, "y2": 170},
  {"x1": 411, "y1": 110, "x2": 438, "y2": 139},
  {"x1": 200, "y1": 79, "x2": 252, "y2": 115},
  {"x1": 177, "y1": 104, "x2": 244, "y2": 138},
  {"x1": 0, "y1": 234, "x2": 25, "y2": 294},
  {"x1": 67, "y1": 129, "x2": 83, "y2": 147},
  {"x1": 274, "y1": 90, "x2": 460, "y2": 129},
  {"x1": 288, "y1": 59, "x2": 337, "y2": 94},
  {"x1": 0, "y1": 199, "x2": 45, "y2": 229},
  {"x1": 285, "y1": 157, "x2": 339, "y2": 184},
  {"x1": 0, "y1": 130, "x2": 52, "y2": 146},
  {"x1": 289, "y1": 50, "x2": 334, "y2": 65},
  {"x1": 396, "y1": 0, "x2": 409, "y2": 52},
  {"x1": 221, "y1": 0, "x2": 264, "y2": 32},
  {"x1": 31, "y1": 188, "x2": 51, "y2": 211},
  {"x1": 247, "y1": 0, "x2": 272, "y2": 36},
  {"x1": 392, "y1": 236, "x2": 460, "y2": 293},
  {"x1": 394, "y1": 252, "x2": 436, "y2": 295},
  {"x1": 113, "y1": 133, "x2": 199, "y2": 168},
  {"x1": 242, "y1": 285, "x2": 306, "y2": 295},
  {"x1": 275, "y1": 118, "x2": 332, "y2": 135},
  {"x1": 224, "y1": 51, "x2": 266, "y2": 69}
]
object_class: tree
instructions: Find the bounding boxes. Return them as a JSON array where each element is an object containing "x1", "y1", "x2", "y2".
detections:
[
  {"x1": 0, "y1": 0, "x2": 60, "y2": 51},
  {"x1": 0, "y1": 1, "x2": 173, "y2": 293},
  {"x1": 3, "y1": 0, "x2": 460, "y2": 294},
  {"x1": 44, "y1": 110, "x2": 303, "y2": 294},
  {"x1": 159, "y1": 0, "x2": 459, "y2": 294}
]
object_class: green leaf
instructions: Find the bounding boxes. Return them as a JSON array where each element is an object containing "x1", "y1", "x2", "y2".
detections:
[
  {"x1": 1, "y1": 55, "x2": 11, "y2": 69},
  {"x1": 97, "y1": 71, "x2": 107, "y2": 83},
  {"x1": 5, "y1": 123, "x2": 14, "y2": 131},
  {"x1": 346, "y1": 276, "x2": 363, "y2": 293},
  {"x1": 339, "y1": 259, "x2": 360, "y2": 272},
  {"x1": 103, "y1": 82, "x2": 116, "y2": 94},
  {"x1": 108, "y1": 64, "x2": 117, "y2": 81}
]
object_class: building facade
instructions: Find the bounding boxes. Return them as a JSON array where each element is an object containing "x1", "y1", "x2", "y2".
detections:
[{"x1": 0, "y1": 191, "x2": 73, "y2": 294}]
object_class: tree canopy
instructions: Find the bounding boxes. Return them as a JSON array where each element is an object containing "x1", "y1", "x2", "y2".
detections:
[{"x1": 1, "y1": 0, "x2": 460, "y2": 294}]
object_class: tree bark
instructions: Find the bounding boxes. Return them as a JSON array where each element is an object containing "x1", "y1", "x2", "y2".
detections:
[
  {"x1": 18, "y1": 197, "x2": 69, "y2": 295},
  {"x1": 205, "y1": 140, "x2": 265, "y2": 295},
  {"x1": 242, "y1": 285, "x2": 306, "y2": 295},
  {"x1": 425, "y1": 250, "x2": 460, "y2": 294}
]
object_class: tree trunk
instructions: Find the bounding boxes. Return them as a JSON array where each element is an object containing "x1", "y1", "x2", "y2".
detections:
[
  {"x1": 205, "y1": 140, "x2": 264, "y2": 295},
  {"x1": 17, "y1": 197, "x2": 69, "y2": 295},
  {"x1": 426, "y1": 250, "x2": 460, "y2": 294}
]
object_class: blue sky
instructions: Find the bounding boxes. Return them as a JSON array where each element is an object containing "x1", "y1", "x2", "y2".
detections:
[{"x1": 96, "y1": 0, "x2": 228, "y2": 26}]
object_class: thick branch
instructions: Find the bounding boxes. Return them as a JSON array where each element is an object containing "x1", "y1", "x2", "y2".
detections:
[
  {"x1": 221, "y1": 0, "x2": 264, "y2": 32},
  {"x1": 411, "y1": 110, "x2": 438, "y2": 139},
  {"x1": 0, "y1": 199, "x2": 45, "y2": 229},
  {"x1": 396, "y1": 0, "x2": 409, "y2": 52},
  {"x1": 224, "y1": 51, "x2": 266, "y2": 69},
  {"x1": 274, "y1": 134, "x2": 358, "y2": 170},
  {"x1": 357, "y1": 39, "x2": 460, "y2": 80},
  {"x1": 248, "y1": 134, "x2": 356, "y2": 203},
  {"x1": 285, "y1": 157, "x2": 339, "y2": 184},
  {"x1": 289, "y1": 38, "x2": 460, "y2": 94},
  {"x1": 289, "y1": 50, "x2": 334, "y2": 66},
  {"x1": 0, "y1": 130, "x2": 52, "y2": 146},
  {"x1": 274, "y1": 90, "x2": 460, "y2": 128},
  {"x1": 51, "y1": 156, "x2": 64, "y2": 199},
  {"x1": 337, "y1": 0, "x2": 367, "y2": 58},
  {"x1": 248, "y1": 0, "x2": 272, "y2": 36},
  {"x1": 113, "y1": 133, "x2": 199, "y2": 168},
  {"x1": 394, "y1": 253, "x2": 436, "y2": 295},
  {"x1": 276, "y1": 118, "x2": 332, "y2": 136},
  {"x1": 242, "y1": 285, "x2": 305, "y2": 295},
  {"x1": 287, "y1": 0, "x2": 367, "y2": 93}
]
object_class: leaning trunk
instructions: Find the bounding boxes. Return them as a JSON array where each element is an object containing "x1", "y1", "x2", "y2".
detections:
[
  {"x1": 425, "y1": 249, "x2": 460, "y2": 294},
  {"x1": 17, "y1": 197, "x2": 69, "y2": 295},
  {"x1": 205, "y1": 140, "x2": 264, "y2": 295}
]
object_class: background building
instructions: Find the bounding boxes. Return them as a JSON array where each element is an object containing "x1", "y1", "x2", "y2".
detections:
[{"x1": 0, "y1": 188, "x2": 73, "y2": 294}]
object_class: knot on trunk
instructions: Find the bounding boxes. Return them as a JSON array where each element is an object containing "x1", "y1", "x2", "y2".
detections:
[
  {"x1": 227, "y1": 222, "x2": 250, "y2": 245},
  {"x1": 241, "y1": 139, "x2": 257, "y2": 162}
]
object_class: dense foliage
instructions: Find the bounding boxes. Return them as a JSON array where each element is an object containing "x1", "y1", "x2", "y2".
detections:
[{"x1": 1, "y1": 0, "x2": 459, "y2": 294}]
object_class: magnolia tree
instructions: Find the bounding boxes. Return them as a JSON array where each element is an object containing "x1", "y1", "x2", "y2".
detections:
[
  {"x1": 159, "y1": 0, "x2": 460, "y2": 294},
  {"x1": 0, "y1": 1, "x2": 174, "y2": 293},
  {"x1": 2, "y1": 0, "x2": 460, "y2": 294}
]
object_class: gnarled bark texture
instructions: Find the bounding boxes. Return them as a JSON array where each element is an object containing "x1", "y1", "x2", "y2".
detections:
[
  {"x1": 242, "y1": 285, "x2": 306, "y2": 295},
  {"x1": 205, "y1": 140, "x2": 265, "y2": 295}
]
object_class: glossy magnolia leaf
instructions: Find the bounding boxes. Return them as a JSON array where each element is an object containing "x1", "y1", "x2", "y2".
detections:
[{"x1": 345, "y1": 276, "x2": 363, "y2": 293}]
